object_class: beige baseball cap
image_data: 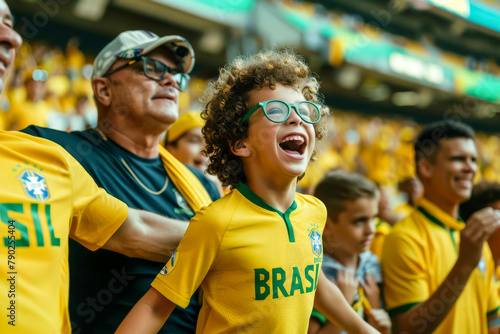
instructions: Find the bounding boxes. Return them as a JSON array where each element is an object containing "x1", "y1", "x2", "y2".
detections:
[{"x1": 92, "y1": 30, "x2": 195, "y2": 80}]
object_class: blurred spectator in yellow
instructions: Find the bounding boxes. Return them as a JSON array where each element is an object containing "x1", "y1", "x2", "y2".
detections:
[
  {"x1": 393, "y1": 177, "x2": 423, "y2": 220},
  {"x1": 66, "y1": 94, "x2": 97, "y2": 131},
  {"x1": 361, "y1": 123, "x2": 397, "y2": 187},
  {"x1": 8, "y1": 68, "x2": 66, "y2": 130},
  {"x1": 165, "y1": 111, "x2": 207, "y2": 172},
  {"x1": 394, "y1": 125, "x2": 417, "y2": 181},
  {"x1": 376, "y1": 184, "x2": 400, "y2": 226},
  {"x1": 66, "y1": 37, "x2": 85, "y2": 77},
  {"x1": 369, "y1": 218, "x2": 392, "y2": 260},
  {"x1": 45, "y1": 54, "x2": 70, "y2": 103},
  {"x1": 369, "y1": 183, "x2": 398, "y2": 260},
  {"x1": 165, "y1": 110, "x2": 224, "y2": 196}
]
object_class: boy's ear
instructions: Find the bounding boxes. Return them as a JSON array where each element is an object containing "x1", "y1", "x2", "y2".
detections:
[{"x1": 230, "y1": 139, "x2": 251, "y2": 158}]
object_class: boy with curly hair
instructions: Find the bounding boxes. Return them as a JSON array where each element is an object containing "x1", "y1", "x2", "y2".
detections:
[{"x1": 117, "y1": 50, "x2": 379, "y2": 334}]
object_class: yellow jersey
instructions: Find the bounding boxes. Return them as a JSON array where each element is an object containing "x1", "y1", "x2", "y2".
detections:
[
  {"x1": 381, "y1": 197, "x2": 500, "y2": 334},
  {"x1": 0, "y1": 110, "x2": 6, "y2": 131},
  {"x1": 0, "y1": 131, "x2": 128, "y2": 334},
  {"x1": 369, "y1": 218, "x2": 392, "y2": 260},
  {"x1": 152, "y1": 182, "x2": 327, "y2": 333}
]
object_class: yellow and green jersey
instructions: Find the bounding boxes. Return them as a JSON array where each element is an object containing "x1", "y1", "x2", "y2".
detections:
[
  {"x1": 381, "y1": 197, "x2": 500, "y2": 334},
  {"x1": 0, "y1": 131, "x2": 128, "y2": 334},
  {"x1": 152, "y1": 182, "x2": 327, "y2": 333}
]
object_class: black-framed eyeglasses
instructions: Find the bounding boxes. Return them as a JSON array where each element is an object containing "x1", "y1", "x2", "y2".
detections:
[
  {"x1": 241, "y1": 99, "x2": 322, "y2": 124},
  {"x1": 103, "y1": 56, "x2": 190, "y2": 91}
]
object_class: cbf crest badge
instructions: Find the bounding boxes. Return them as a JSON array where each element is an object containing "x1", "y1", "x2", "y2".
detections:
[
  {"x1": 17, "y1": 169, "x2": 49, "y2": 202},
  {"x1": 308, "y1": 223, "x2": 323, "y2": 258},
  {"x1": 160, "y1": 247, "x2": 179, "y2": 275}
]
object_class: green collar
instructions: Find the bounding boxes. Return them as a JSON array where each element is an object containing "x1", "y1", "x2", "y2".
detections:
[
  {"x1": 417, "y1": 206, "x2": 464, "y2": 231},
  {"x1": 417, "y1": 206, "x2": 464, "y2": 254},
  {"x1": 415, "y1": 197, "x2": 465, "y2": 231},
  {"x1": 237, "y1": 182, "x2": 297, "y2": 242}
]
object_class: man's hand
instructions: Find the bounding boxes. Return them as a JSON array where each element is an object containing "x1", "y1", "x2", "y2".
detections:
[
  {"x1": 361, "y1": 274, "x2": 380, "y2": 309},
  {"x1": 458, "y1": 207, "x2": 500, "y2": 271},
  {"x1": 367, "y1": 309, "x2": 391, "y2": 334},
  {"x1": 334, "y1": 270, "x2": 359, "y2": 305}
]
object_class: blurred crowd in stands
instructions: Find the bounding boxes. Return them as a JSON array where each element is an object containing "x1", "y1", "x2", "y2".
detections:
[{"x1": 0, "y1": 38, "x2": 96, "y2": 132}]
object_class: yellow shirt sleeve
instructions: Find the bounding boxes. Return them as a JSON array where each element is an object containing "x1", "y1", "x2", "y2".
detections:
[
  {"x1": 62, "y1": 148, "x2": 129, "y2": 251},
  {"x1": 381, "y1": 230, "x2": 428, "y2": 315},
  {"x1": 152, "y1": 202, "x2": 226, "y2": 308}
]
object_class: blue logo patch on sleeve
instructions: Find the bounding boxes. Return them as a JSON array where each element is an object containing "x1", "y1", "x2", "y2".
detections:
[
  {"x1": 17, "y1": 169, "x2": 50, "y2": 202},
  {"x1": 160, "y1": 247, "x2": 179, "y2": 275}
]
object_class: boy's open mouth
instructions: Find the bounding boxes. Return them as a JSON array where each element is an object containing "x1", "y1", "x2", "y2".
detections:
[{"x1": 279, "y1": 134, "x2": 306, "y2": 155}]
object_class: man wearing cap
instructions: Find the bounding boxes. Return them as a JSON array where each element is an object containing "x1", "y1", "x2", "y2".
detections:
[{"x1": 23, "y1": 30, "x2": 220, "y2": 333}]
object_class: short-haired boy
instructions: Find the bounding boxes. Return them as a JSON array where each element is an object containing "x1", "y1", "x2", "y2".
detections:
[
  {"x1": 309, "y1": 171, "x2": 391, "y2": 334},
  {"x1": 117, "y1": 50, "x2": 379, "y2": 333}
]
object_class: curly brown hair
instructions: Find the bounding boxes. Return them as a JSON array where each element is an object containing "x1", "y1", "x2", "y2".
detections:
[{"x1": 201, "y1": 49, "x2": 329, "y2": 189}]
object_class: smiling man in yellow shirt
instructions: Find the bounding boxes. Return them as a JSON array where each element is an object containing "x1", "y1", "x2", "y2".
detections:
[{"x1": 381, "y1": 120, "x2": 500, "y2": 334}]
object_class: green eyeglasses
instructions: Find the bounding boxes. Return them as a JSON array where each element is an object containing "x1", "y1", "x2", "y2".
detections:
[
  {"x1": 241, "y1": 99, "x2": 322, "y2": 124},
  {"x1": 104, "y1": 56, "x2": 190, "y2": 91}
]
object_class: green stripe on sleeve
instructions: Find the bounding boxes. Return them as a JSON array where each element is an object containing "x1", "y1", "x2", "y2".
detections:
[{"x1": 387, "y1": 302, "x2": 421, "y2": 317}]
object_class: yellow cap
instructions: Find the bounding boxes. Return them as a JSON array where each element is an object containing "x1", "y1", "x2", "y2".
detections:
[{"x1": 166, "y1": 111, "x2": 205, "y2": 143}]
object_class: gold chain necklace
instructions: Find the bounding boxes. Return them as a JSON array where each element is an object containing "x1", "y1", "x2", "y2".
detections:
[
  {"x1": 120, "y1": 158, "x2": 169, "y2": 195},
  {"x1": 95, "y1": 127, "x2": 169, "y2": 196}
]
